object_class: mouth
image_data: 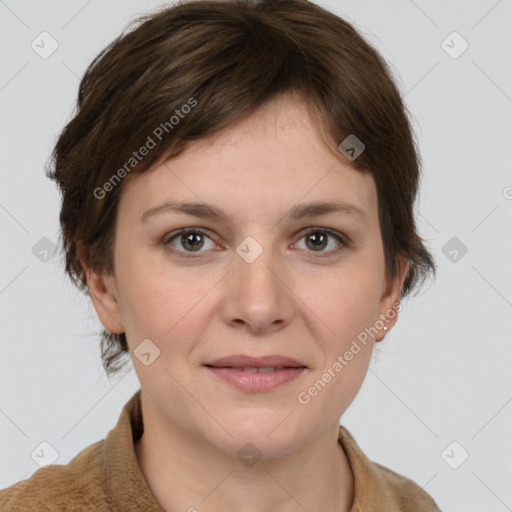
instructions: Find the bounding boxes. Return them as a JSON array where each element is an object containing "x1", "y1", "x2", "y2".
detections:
[{"x1": 203, "y1": 355, "x2": 308, "y2": 392}]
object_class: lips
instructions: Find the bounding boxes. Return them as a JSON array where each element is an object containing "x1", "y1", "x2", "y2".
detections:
[
  {"x1": 204, "y1": 354, "x2": 307, "y2": 369},
  {"x1": 205, "y1": 362, "x2": 307, "y2": 392}
]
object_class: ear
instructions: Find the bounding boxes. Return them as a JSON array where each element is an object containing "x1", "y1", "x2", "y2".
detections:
[
  {"x1": 375, "y1": 255, "x2": 408, "y2": 342},
  {"x1": 77, "y1": 243, "x2": 124, "y2": 335}
]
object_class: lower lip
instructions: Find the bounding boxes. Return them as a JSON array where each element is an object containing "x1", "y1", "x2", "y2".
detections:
[{"x1": 205, "y1": 366, "x2": 307, "y2": 392}]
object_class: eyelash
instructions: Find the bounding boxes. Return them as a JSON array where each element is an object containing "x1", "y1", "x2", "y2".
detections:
[{"x1": 162, "y1": 227, "x2": 350, "y2": 259}]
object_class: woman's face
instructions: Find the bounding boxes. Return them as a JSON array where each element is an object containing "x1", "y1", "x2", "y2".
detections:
[{"x1": 89, "y1": 94, "x2": 405, "y2": 458}]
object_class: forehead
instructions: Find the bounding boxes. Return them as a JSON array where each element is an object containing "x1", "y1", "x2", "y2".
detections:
[{"x1": 119, "y1": 95, "x2": 377, "y2": 225}]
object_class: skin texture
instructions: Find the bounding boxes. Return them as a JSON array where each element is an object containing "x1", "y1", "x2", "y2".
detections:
[{"x1": 81, "y1": 94, "x2": 407, "y2": 512}]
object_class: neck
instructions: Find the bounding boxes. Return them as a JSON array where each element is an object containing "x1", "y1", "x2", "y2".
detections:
[{"x1": 134, "y1": 400, "x2": 354, "y2": 512}]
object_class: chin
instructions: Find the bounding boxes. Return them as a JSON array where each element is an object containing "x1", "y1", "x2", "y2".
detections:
[
  {"x1": 220, "y1": 435, "x2": 299, "y2": 462},
  {"x1": 207, "y1": 416, "x2": 304, "y2": 460}
]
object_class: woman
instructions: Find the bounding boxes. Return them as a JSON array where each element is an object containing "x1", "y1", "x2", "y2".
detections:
[{"x1": 0, "y1": 0, "x2": 440, "y2": 510}]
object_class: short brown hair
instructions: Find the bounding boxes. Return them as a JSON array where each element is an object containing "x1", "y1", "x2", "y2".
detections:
[{"x1": 46, "y1": 0, "x2": 436, "y2": 379}]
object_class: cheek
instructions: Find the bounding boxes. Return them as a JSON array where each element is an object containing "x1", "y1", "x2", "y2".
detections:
[
  {"x1": 309, "y1": 274, "x2": 379, "y2": 402},
  {"x1": 308, "y1": 262, "x2": 383, "y2": 342},
  {"x1": 115, "y1": 254, "x2": 213, "y2": 343},
  {"x1": 323, "y1": 265, "x2": 382, "y2": 398}
]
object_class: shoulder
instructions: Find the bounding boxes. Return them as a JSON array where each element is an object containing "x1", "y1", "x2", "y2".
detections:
[
  {"x1": 371, "y1": 460, "x2": 442, "y2": 511},
  {"x1": 338, "y1": 425, "x2": 442, "y2": 511},
  {"x1": 0, "y1": 438, "x2": 110, "y2": 512}
]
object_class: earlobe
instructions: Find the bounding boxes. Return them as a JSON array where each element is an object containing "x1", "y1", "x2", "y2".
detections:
[{"x1": 77, "y1": 244, "x2": 124, "y2": 335}]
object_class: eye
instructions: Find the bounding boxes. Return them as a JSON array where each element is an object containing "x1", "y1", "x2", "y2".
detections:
[
  {"x1": 163, "y1": 227, "x2": 349, "y2": 259},
  {"x1": 294, "y1": 228, "x2": 349, "y2": 256},
  {"x1": 163, "y1": 228, "x2": 217, "y2": 257}
]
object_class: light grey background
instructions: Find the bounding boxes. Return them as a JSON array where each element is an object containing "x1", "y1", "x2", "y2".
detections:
[{"x1": 1, "y1": 1, "x2": 511, "y2": 510}]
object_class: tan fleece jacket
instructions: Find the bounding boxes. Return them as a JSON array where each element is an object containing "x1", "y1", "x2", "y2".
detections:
[{"x1": 0, "y1": 389, "x2": 441, "y2": 511}]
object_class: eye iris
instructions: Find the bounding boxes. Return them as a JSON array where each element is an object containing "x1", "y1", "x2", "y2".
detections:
[
  {"x1": 182, "y1": 232, "x2": 204, "y2": 251},
  {"x1": 306, "y1": 232, "x2": 327, "y2": 251}
]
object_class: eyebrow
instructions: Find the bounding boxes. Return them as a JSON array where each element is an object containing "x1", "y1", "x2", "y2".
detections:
[{"x1": 140, "y1": 200, "x2": 367, "y2": 224}]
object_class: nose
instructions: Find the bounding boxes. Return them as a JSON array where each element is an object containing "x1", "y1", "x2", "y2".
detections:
[{"x1": 219, "y1": 237, "x2": 295, "y2": 335}]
